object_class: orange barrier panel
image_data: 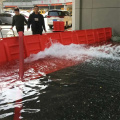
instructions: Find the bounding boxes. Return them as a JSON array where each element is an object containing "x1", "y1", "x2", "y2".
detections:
[
  {"x1": 75, "y1": 30, "x2": 87, "y2": 44},
  {"x1": 85, "y1": 29, "x2": 96, "y2": 44},
  {"x1": 3, "y1": 37, "x2": 20, "y2": 61},
  {"x1": 46, "y1": 32, "x2": 62, "y2": 44},
  {"x1": 24, "y1": 35, "x2": 41, "y2": 57},
  {"x1": 0, "y1": 40, "x2": 8, "y2": 64},
  {"x1": 105, "y1": 27, "x2": 112, "y2": 41},
  {"x1": 53, "y1": 21, "x2": 65, "y2": 32},
  {"x1": 60, "y1": 31, "x2": 73, "y2": 45}
]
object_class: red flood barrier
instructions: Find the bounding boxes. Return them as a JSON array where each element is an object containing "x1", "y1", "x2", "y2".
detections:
[
  {"x1": 94, "y1": 28, "x2": 112, "y2": 42},
  {"x1": 105, "y1": 27, "x2": 112, "y2": 40},
  {"x1": 85, "y1": 29, "x2": 96, "y2": 44},
  {"x1": 46, "y1": 32, "x2": 62, "y2": 44},
  {"x1": 39, "y1": 34, "x2": 50, "y2": 51},
  {"x1": 0, "y1": 27, "x2": 112, "y2": 65},
  {"x1": 72, "y1": 31, "x2": 78, "y2": 44},
  {"x1": 95, "y1": 28, "x2": 106, "y2": 42},
  {"x1": 24, "y1": 35, "x2": 41, "y2": 57},
  {"x1": 75, "y1": 30, "x2": 87, "y2": 44},
  {"x1": 60, "y1": 31, "x2": 73, "y2": 45},
  {"x1": 0, "y1": 40, "x2": 7, "y2": 64},
  {"x1": 3, "y1": 37, "x2": 20, "y2": 61}
]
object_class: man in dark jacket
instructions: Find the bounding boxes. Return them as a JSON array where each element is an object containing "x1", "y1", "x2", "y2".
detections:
[
  {"x1": 27, "y1": 6, "x2": 46, "y2": 35},
  {"x1": 11, "y1": 7, "x2": 28, "y2": 33}
]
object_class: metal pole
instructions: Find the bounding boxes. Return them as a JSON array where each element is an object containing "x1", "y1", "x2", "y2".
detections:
[
  {"x1": 12, "y1": 29, "x2": 15, "y2": 37},
  {"x1": 0, "y1": 30, "x2": 3, "y2": 38},
  {"x1": 49, "y1": 5, "x2": 50, "y2": 10},
  {"x1": 1, "y1": 28, "x2": 15, "y2": 37}
]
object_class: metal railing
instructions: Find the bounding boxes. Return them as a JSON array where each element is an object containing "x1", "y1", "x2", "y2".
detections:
[{"x1": 0, "y1": 28, "x2": 15, "y2": 38}]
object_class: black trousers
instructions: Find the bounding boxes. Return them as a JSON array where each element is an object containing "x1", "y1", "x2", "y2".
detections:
[
  {"x1": 32, "y1": 30, "x2": 42, "y2": 35},
  {"x1": 16, "y1": 27, "x2": 24, "y2": 33}
]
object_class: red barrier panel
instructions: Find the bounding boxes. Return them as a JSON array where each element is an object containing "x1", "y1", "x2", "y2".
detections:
[
  {"x1": 0, "y1": 27, "x2": 112, "y2": 65},
  {"x1": 60, "y1": 31, "x2": 73, "y2": 45},
  {"x1": 85, "y1": 29, "x2": 96, "y2": 44},
  {"x1": 24, "y1": 35, "x2": 41, "y2": 57},
  {"x1": 75, "y1": 30, "x2": 87, "y2": 44},
  {"x1": 3, "y1": 37, "x2": 20, "y2": 61},
  {"x1": 72, "y1": 31, "x2": 78, "y2": 44},
  {"x1": 105, "y1": 27, "x2": 112, "y2": 41},
  {"x1": 0, "y1": 40, "x2": 8, "y2": 64},
  {"x1": 95, "y1": 28, "x2": 106, "y2": 42},
  {"x1": 39, "y1": 34, "x2": 50, "y2": 51},
  {"x1": 46, "y1": 32, "x2": 62, "y2": 44},
  {"x1": 94, "y1": 30, "x2": 99, "y2": 42},
  {"x1": 53, "y1": 21, "x2": 64, "y2": 32}
]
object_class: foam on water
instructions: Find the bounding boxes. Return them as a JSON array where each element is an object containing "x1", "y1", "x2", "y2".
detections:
[{"x1": 25, "y1": 43, "x2": 120, "y2": 63}]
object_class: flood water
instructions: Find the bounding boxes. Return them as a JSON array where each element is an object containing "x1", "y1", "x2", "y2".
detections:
[{"x1": 0, "y1": 42, "x2": 120, "y2": 120}]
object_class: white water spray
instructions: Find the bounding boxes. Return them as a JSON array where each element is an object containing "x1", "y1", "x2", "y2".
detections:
[{"x1": 25, "y1": 43, "x2": 120, "y2": 63}]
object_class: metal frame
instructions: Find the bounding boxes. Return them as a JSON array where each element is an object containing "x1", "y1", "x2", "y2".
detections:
[{"x1": 0, "y1": 28, "x2": 15, "y2": 38}]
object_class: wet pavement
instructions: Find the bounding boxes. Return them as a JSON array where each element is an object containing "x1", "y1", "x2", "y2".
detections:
[
  {"x1": 1, "y1": 59, "x2": 120, "y2": 120},
  {"x1": 0, "y1": 42, "x2": 120, "y2": 120},
  {"x1": 23, "y1": 59, "x2": 120, "y2": 120}
]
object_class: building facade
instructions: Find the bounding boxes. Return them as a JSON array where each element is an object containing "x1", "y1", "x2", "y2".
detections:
[
  {"x1": 72, "y1": 0, "x2": 120, "y2": 35},
  {"x1": 3, "y1": 0, "x2": 119, "y2": 35},
  {"x1": 3, "y1": 0, "x2": 72, "y2": 8}
]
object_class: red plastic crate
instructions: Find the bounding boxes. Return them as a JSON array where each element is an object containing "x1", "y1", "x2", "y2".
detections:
[{"x1": 53, "y1": 21, "x2": 65, "y2": 32}]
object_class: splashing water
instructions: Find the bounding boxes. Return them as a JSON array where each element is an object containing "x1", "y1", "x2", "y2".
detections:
[
  {"x1": 1, "y1": 42, "x2": 120, "y2": 85},
  {"x1": 25, "y1": 43, "x2": 120, "y2": 63},
  {"x1": 1, "y1": 42, "x2": 120, "y2": 119}
]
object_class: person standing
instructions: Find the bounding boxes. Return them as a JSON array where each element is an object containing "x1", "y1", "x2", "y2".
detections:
[
  {"x1": 11, "y1": 7, "x2": 28, "y2": 33},
  {"x1": 27, "y1": 5, "x2": 46, "y2": 35}
]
